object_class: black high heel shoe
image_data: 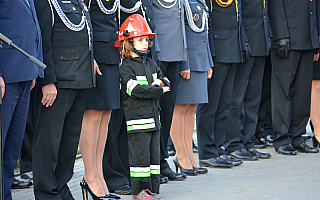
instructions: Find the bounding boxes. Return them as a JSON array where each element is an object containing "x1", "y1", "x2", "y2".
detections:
[
  {"x1": 312, "y1": 136, "x2": 320, "y2": 148},
  {"x1": 105, "y1": 194, "x2": 121, "y2": 199},
  {"x1": 173, "y1": 156, "x2": 198, "y2": 176},
  {"x1": 80, "y1": 179, "x2": 120, "y2": 200},
  {"x1": 193, "y1": 166, "x2": 208, "y2": 174}
]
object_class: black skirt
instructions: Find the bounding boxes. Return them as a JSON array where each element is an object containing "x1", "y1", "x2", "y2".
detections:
[
  {"x1": 313, "y1": 60, "x2": 320, "y2": 80},
  {"x1": 85, "y1": 63, "x2": 120, "y2": 110}
]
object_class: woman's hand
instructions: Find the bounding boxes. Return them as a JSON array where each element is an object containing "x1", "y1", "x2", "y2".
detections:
[
  {"x1": 207, "y1": 68, "x2": 213, "y2": 79},
  {"x1": 179, "y1": 69, "x2": 190, "y2": 80}
]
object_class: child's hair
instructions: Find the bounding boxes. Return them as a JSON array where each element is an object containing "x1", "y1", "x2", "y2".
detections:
[
  {"x1": 119, "y1": 39, "x2": 133, "y2": 60},
  {"x1": 119, "y1": 36, "x2": 154, "y2": 59}
]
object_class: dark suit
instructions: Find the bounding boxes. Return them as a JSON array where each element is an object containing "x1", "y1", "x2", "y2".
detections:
[
  {"x1": 269, "y1": 0, "x2": 320, "y2": 149},
  {"x1": 0, "y1": 0, "x2": 43, "y2": 199},
  {"x1": 224, "y1": 0, "x2": 271, "y2": 153},
  {"x1": 33, "y1": 0, "x2": 94, "y2": 199},
  {"x1": 196, "y1": 0, "x2": 247, "y2": 160}
]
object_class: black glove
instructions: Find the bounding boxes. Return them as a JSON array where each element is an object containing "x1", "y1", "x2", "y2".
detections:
[
  {"x1": 242, "y1": 43, "x2": 251, "y2": 62},
  {"x1": 275, "y1": 38, "x2": 290, "y2": 58}
]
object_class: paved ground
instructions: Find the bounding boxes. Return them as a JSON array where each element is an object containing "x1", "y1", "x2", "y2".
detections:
[{"x1": 12, "y1": 138, "x2": 320, "y2": 200}]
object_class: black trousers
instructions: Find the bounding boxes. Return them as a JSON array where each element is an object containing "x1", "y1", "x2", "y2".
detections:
[
  {"x1": 158, "y1": 61, "x2": 179, "y2": 171},
  {"x1": 33, "y1": 88, "x2": 86, "y2": 200},
  {"x1": 255, "y1": 55, "x2": 273, "y2": 139},
  {"x1": 196, "y1": 63, "x2": 237, "y2": 160},
  {"x1": 128, "y1": 130, "x2": 160, "y2": 195},
  {"x1": 102, "y1": 103, "x2": 130, "y2": 192},
  {"x1": 225, "y1": 56, "x2": 266, "y2": 153},
  {"x1": 270, "y1": 49, "x2": 313, "y2": 149}
]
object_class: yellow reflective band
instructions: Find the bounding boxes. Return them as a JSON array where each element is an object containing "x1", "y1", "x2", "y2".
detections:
[
  {"x1": 137, "y1": 80, "x2": 148, "y2": 85},
  {"x1": 127, "y1": 79, "x2": 138, "y2": 96},
  {"x1": 127, "y1": 123, "x2": 156, "y2": 132},
  {"x1": 152, "y1": 73, "x2": 157, "y2": 80},
  {"x1": 130, "y1": 171, "x2": 151, "y2": 177},
  {"x1": 150, "y1": 169, "x2": 160, "y2": 175}
]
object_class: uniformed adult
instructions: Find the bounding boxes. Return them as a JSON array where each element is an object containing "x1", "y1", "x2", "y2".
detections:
[
  {"x1": 169, "y1": 0, "x2": 213, "y2": 176},
  {"x1": 79, "y1": 0, "x2": 122, "y2": 198},
  {"x1": 268, "y1": 0, "x2": 320, "y2": 155},
  {"x1": 0, "y1": 0, "x2": 44, "y2": 198},
  {"x1": 32, "y1": 0, "x2": 96, "y2": 199},
  {"x1": 152, "y1": 0, "x2": 188, "y2": 182},
  {"x1": 196, "y1": 0, "x2": 249, "y2": 168},
  {"x1": 224, "y1": 0, "x2": 272, "y2": 160}
]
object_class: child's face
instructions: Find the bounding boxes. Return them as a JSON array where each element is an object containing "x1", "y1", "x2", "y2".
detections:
[{"x1": 132, "y1": 35, "x2": 150, "y2": 51}]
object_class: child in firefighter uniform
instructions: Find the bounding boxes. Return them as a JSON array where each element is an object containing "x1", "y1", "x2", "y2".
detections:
[{"x1": 114, "y1": 14, "x2": 170, "y2": 200}]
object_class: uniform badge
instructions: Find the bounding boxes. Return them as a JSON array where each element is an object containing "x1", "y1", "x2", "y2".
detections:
[
  {"x1": 193, "y1": 13, "x2": 200, "y2": 22},
  {"x1": 197, "y1": 6, "x2": 201, "y2": 11}
]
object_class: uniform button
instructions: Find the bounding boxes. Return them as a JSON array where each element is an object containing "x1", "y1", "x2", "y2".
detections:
[
  {"x1": 214, "y1": 35, "x2": 218, "y2": 38},
  {"x1": 114, "y1": 18, "x2": 117, "y2": 22},
  {"x1": 61, "y1": 56, "x2": 64, "y2": 59},
  {"x1": 116, "y1": 31, "x2": 118, "y2": 35},
  {"x1": 263, "y1": 16, "x2": 266, "y2": 19},
  {"x1": 148, "y1": 18, "x2": 151, "y2": 22},
  {"x1": 144, "y1": 7, "x2": 147, "y2": 10},
  {"x1": 310, "y1": 12, "x2": 313, "y2": 15}
]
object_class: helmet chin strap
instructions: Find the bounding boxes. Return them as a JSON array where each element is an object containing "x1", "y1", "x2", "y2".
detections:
[
  {"x1": 132, "y1": 48, "x2": 150, "y2": 57},
  {"x1": 129, "y1": 38, "x2": 150, "y2": 57}
]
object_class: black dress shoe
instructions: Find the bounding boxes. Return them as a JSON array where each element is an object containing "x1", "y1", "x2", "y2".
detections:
[
  {"x1": 229, "y1": 148, "x2": 259, "y2": 161},
  {"x1": 167, "y1": 145, "x2": 176, "y2": 156},
  {"x1": 247, "y1": 148, "x2": 271, "y2": 159},
  {"x1": 253, "y1": 138, "x2": 267, "y2": 149},
  {"x1": 111, "y1": 184, "x2": 131, "y2": 195},
  {"x1": 160, "y1": 174, "x2": 169, "y2": 184},
  {"x1": 21, "y1": 171, "x2": 33, "y2": 180},
  {"x1": 11, "y1": 178, "x2": 32, "y2": 189},
  {"x1": 219, "y1": 155, "x2": 243, "y2": 166},
  {"x1": 294, "y1": 142, "x2": 319, "y2": 153},
  {"x1": 160, "y1": 167, "x2": 186, "y2": 181},
  {"x1": 276, "y1": 144, "x2": 297, "y2": 155},
  {"x1": 199, "y1": 157, "x2": 233, "y2": 168}
]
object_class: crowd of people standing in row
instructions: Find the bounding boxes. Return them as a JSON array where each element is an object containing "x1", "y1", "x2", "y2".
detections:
[{"x1": 1, "y1": 0, "x2": 320, "y2": 200}]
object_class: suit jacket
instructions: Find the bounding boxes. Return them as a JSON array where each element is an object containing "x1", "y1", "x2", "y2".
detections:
[
  {"x1": 85, "y1": 0, "x2": 120, "y2": 65},
  {"x1": 0, "y1": 0, "x2": 44, "y2": 83},
  {"x1": 153, "y1": 0, "x2": 187, "y2": 62},
  {"x1": 206, "y1": 0, "x2": 247, "y2": 63},
  {"x1": 242, "y1": 0, "x2": 272, "y2": 56},
  {"x1": 180, "y1": 0, "x2": 213, "y2": 72},
  {"x1": 269, "y1": 0, "x2": 320, "y2": 50},
  {"x1": 34, "y1": 0, "x2": 95, "y2": 89}
]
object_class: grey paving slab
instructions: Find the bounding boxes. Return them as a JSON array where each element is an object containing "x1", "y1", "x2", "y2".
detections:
[{"x1": 12, "y1": 140, "x2": 320, "y2": 200}]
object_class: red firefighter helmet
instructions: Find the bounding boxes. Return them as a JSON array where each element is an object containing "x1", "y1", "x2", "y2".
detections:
[{"x1": 113, "y1": 14, "x2": 155, "y2": 47}]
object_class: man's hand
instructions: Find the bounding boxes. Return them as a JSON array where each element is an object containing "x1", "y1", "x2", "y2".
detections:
[
  {"x1": 275, "y1": 38, "x2": 290, "y2": 58},
  {"x1": 31, "y1": 79, "x2": 36, "y2": 91},
  {"x1": 179, "y1": 69, "x2": 190, "y2": 80},
  {"x1": 41, "y1": 83, "x2": 57, "y2": 107},
  {"x1": 207, "y1": 67, "x2": 213, "y2": 79},
  {"x1": 242, "y1": 43, "x2": 251, "y2": 63},
  {"x1": 94, "y1": 60, "x2": 102, "y2": 77},
  {"x1": 0, "y1": 76, "x2": 5, "y2": 99},
  {"x1": 314, "y1": 53, "x2": 319, "y2": 62}
]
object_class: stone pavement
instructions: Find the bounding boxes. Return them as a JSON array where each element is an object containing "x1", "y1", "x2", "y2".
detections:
[{"x1": 12, "y1": 139, "x2": 320, "y2": 200}]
